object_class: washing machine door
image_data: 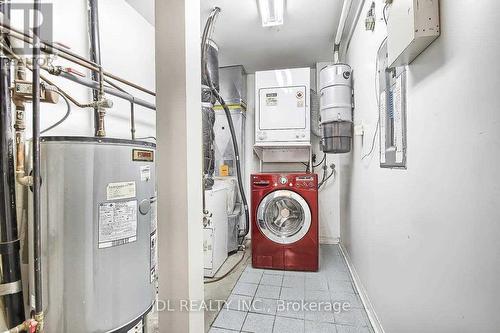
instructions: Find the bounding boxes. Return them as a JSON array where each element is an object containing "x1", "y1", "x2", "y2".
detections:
[{"x1": 257, "y1": 190, "x2": 311, "y2": 245}]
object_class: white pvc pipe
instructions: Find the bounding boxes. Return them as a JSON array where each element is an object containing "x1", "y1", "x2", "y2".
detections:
[{"x1": 334, "y1": 0, "x2": 353, "y2": 63}]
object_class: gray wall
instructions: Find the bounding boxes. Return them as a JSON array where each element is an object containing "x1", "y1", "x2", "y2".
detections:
[{"x1": 340, "y1": 1, "x2": 500, "y2": 332}]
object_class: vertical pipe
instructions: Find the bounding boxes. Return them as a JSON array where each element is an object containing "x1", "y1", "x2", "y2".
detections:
[
  {"x1": 88, "y1": 0, "x2": 102, "y2": 136},
  {"x1": 0, "y1": 1, "x2": 25, "y2": 326},
  {"x1": 334, "y1": 0, "x2": 353, "y2": 63},
  {"x1": 32, "y1": 0, "x2": 43, "y2": 325},
  {"x1": 130, "y1": 101, "x2": 136, "y2": 140}
]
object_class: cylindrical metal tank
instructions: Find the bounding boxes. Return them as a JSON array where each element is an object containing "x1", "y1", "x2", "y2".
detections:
[
  {"x1": 319, "y1": 64, "x2": 353, "y2": 153},
  {"x1": 34, "y1": 137, "x2": 156, "y2": 333}
]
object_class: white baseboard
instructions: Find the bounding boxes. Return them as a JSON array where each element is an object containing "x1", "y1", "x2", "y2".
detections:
[{"x1": 339, "y1": 243, "x2": 385, "y2": 333}]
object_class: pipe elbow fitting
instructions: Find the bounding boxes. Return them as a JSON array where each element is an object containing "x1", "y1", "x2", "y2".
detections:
[{"x1": 16, "y1": 172, "x2": 33, "y2": 187}]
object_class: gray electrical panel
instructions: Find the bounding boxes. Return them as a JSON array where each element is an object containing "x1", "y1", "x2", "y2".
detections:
[{"x1": 377, "y1": 39, "x2": 407, "y2": 168}]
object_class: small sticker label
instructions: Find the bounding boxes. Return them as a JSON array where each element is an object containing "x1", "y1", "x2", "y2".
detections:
[
  {"x1": 150, "y1": 231, "x2": 158, "y2": 283},
  {"x1": 133, "y1": 149, "x2": 154, "y2": 162},
  {"x1": 150, "y1": 197, "x2": 157, "y2": 233},
  {"x1": 98, "y1": 201, "x2": 138, "y2": 249},
  {"x1": 265, "y1": 92, "x2": 278, "y2": 106},
  {"x1": 107, "y1": 181, "x2": 136, "y2": 200},
  {"x1": 219, "y1": 164, "x2": 229, "y2": 177},
  {"x1": 140, "y1": 166, "x2": 151, "y2": 182}
]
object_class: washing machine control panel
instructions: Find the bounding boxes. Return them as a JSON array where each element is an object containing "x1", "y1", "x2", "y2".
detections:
[
  {"x1": 295, "y1": 175, "x2": 317, "y2": 188},
  {"x1": 252, "y1": 174, "x2": 318, "y2": 190}
]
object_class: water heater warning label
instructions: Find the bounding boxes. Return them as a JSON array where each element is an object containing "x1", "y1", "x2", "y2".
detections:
[
  {"x1": 98, "y1": 200, "x2": 138, "y2": 249},
  {"x1": 107, "y1": 181, "x2": 136, "y2": 200}
]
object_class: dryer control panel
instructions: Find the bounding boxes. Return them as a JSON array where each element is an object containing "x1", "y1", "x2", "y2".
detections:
[{"x1": 255, "y1": 68, "x2": 311, "y2": 145}]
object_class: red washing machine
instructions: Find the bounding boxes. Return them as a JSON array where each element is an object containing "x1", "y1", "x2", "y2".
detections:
[{"x1": 251, "y1": 173, "x2": 319, "y2": 272}]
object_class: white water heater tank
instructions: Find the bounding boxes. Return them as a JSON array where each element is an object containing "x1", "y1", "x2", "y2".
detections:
[
  {"x1": 33, "y1": 137, "x2": 157, "y2": 333},
  {"x1": 319, "y1": 64, "x2": 353, "y2": 153}
]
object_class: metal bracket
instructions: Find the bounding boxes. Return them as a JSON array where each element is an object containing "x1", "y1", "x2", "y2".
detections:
[{"x1": 0, "y1": 280, "x2": 22, "y2": 296}]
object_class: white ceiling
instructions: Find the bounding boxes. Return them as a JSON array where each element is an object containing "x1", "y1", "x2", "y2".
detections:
[
  {"x1": 125, "y1": 0, "x2": 155, "y2": 25},
  {"x1": 125, "y1": 0, "x2": 343, "y2": 73},
  {"x1": 201, "y1": 0, "x2": 343, "y2": 73}
]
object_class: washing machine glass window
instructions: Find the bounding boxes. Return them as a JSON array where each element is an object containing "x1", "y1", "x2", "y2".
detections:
[{"x1": 257, "y1": 190, "x2": 312, "y2": 244}]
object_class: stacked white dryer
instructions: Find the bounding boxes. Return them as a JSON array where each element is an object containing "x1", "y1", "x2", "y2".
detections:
[{"x1": 254, "y1": 67, "x2": 312, "y2": 166}]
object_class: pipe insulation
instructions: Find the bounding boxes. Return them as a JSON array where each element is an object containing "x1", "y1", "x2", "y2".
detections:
[{"x1": 201, "y1": 40, "x2": 219, "y2": 189}]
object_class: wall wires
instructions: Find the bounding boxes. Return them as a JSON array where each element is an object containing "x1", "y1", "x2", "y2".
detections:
[{"x1": 361, "y1": 37, "x2": 387, "y2": 161}]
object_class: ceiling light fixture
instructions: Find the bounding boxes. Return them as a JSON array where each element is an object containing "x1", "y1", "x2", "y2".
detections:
[{"x1": 258, "y1": 0, "x2": 285, "y2": 27}]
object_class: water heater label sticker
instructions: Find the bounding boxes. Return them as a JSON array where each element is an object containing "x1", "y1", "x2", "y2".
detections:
[
  {"x1": 140, "y1": 166, "x2": 151, "y2": 182},
  {"x1": 150, "y1": 198, "x2": 157, "y2": 233},
  {"x1": 98, "y1": 200, "x2": 138, "y2": 249},
  {"x1": 106, "y1": 181, "x2": 136, "y2": 200}
]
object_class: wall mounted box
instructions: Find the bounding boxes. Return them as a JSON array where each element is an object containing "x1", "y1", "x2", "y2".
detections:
[{"x1": 387, "y1": 0, "x2": 440, "y2": 67}]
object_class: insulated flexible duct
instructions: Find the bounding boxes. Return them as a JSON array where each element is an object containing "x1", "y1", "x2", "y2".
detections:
[
  {"x1": 201, "y1": 41, "x2": 219, "y2": 190},
  {"x1": 202, "y1": 8, "x2": 249, "y2": 243}
]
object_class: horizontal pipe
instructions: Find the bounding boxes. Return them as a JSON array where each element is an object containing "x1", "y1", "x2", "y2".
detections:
[
  {"x1": 58, "y1": 71, "x2": 156, "y2": 110},
  {"x1": 0, "y1": 23, "x2": 156, "y2": 96}
]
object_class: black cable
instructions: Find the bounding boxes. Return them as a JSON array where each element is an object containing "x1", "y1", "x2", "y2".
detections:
[
  {"x1": 40, "y1": 91, "x2": 71, "y2": 134},
  {"x1": 362, "y1": 37, "x2": 387, "y2": 161},
  {"x1": 383, "y1": 3, "x2": 389, "y2": 25},
  {"x1": 204, "y1": 246, "x2": 247, "y2": 284},
  {"x1": 202, "y1": 8, "x2": 249, "y2": 243},
  {"x1": 318, "y1": 166, "x2": 337, "y2": 189},
  {"x1": 302, "y1": 152, "x2": 326, "y2": 171},
  {"x1": 213, "y1": 91, "x2": 249, "y2": 242}
]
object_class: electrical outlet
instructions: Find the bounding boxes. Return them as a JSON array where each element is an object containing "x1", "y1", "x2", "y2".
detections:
[{"x1": 354, "y1": 124, "x2": 365, "y2": 136}]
